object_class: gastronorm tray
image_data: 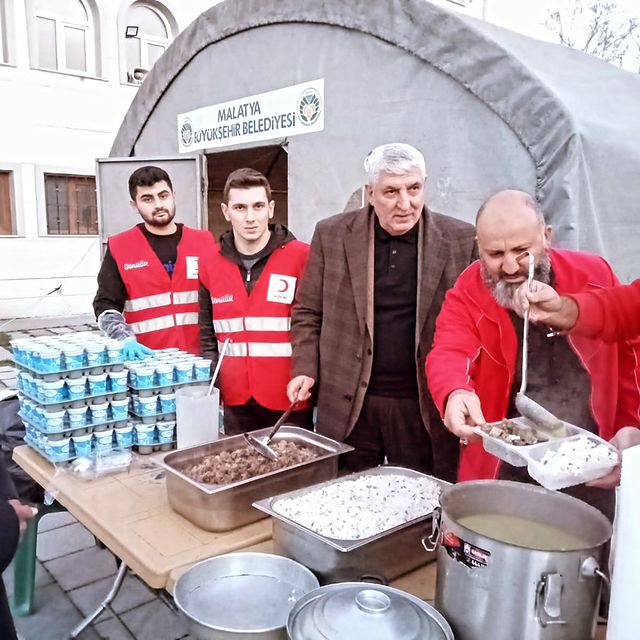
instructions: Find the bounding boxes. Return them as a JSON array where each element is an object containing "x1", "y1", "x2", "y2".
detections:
[
  {"x1": 474, "y1": 417, "x2": 619, "y2": 489},
  {"x1": 155, "y1": 426, "x2": 353, "y2": 532},
  {"x1": 254, "y1": 466, "x2": 448, "y2": 584}
]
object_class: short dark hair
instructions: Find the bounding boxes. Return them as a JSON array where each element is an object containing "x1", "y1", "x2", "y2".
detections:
[
  {"x1": 128, "y1": 166, "x2": 173, "y2": 200},
  {"x1": 223, "y1": 168, "x2": 272, "y2": 202}
]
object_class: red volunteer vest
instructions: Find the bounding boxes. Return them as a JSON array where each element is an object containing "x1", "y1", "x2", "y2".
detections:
[
  {"x1": 109, "y1": 226, "x2": 217, "y2": 354},
  {"x1": 199, "y1": 241, "x2": 309, "y2": 411}
]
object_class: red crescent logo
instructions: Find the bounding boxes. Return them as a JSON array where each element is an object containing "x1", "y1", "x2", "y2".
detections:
[{"x1": 277, "y1": 278, "x2": 289, "y2": 293}]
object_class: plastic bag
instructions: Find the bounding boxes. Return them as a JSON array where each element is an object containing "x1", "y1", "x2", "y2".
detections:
[{"x1": 97, "y1": 310, "x2": 135, "y2": 341}]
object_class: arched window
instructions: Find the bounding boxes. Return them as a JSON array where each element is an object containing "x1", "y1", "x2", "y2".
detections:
[
  {"x1": 124, "y1": 2, "x2": 172, "y2": 83},
  {"x1": 31, "y1": 0, "x2": 96, "y2": 74}
]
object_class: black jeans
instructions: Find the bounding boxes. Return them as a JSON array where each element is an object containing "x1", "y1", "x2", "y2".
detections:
[{"x1": 340, "y1": 394, "x2": 433, "y2": 474}]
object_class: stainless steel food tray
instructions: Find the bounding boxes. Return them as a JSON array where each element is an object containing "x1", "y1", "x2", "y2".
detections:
[
  {"x1": 254, "y1": 466, "x2": 448, "y2": 584},
  {"x1": 156, "y1": 426, "x2": 353, "y2": 532}
]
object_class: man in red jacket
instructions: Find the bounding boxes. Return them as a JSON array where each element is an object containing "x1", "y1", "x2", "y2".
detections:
[
  {"x1": 93, "y1": 166, "x2": 216, "y2": 358},
  {"x1": 512, "y1": 278, "x2": 640, "y2": 342},
  {"x1": 426, "y1": 190, "x2": 640, "y2": 514},
  {"x1": 198, "y1": 168, "x2": 312, "y2": 434}
]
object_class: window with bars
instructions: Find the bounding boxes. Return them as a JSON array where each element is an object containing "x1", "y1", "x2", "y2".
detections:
[
  {"x1": 44, "y1": 174, "x2": 97, "y2": 235},
  {"x1": 0, "y1": 171, "x2": 16, "y2": 235}
]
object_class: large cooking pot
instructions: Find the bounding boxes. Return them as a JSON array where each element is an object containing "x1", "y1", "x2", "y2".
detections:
[
  {"x1": 425, "y1": 480, "x2": 611, "y2": 640},
  {"x1": 287, "y1": 582, "x2": 454, "y2": 639},
  {"x1": 174, "y1": 552, "x2": 319, "y2": 640}
]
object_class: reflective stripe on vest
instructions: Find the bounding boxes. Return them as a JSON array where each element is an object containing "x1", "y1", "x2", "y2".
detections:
[
  {"x1": 213, "y1": 316, "x2": 291, "y2": 333},
  {"x1": 124, "y1": 292, "x2": 171, "y2": 313},
  {"x1": 124, "y1": 290, "x2": 198, "y2": 312},
  {"x1": 213, "y1": 317, "x2": 245, "y2": 333},
  {"x1": 245, "y1": 316, "x2": 291, "y2": 331},
  {"x1": 175, "y1": 312, "x2": 199, "y2": 326},
  {"x1": 218, "y1": 341, "x2": 292, "y2": 357},
  {"x1": 130, "y1": 312, "x2": 198, "y2": 335},
  {"x1": 173, "y1": 290, "x2": 199, "y2": 305},
  {"x1": 130, "y1": 314, "x2": 176, "y2": 334}
]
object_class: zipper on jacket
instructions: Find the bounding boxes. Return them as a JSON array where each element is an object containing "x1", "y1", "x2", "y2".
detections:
[{"x1": 246, "y1": 268, "x2": 251, "y2": 283}]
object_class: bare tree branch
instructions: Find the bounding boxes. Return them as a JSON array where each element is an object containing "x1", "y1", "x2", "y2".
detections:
[{"x1": 544, "y1": 0, "x2": 640, "y2": 71}]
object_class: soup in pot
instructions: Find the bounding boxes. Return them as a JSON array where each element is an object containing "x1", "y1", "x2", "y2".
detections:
[{"x1": 457, "y1": 513, "x2": 589, "y2": 551}]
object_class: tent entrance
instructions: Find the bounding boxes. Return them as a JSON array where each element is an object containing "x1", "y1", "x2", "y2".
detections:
[{"x1": 205, "y1": 144, "x2": 288, "y2": 240}]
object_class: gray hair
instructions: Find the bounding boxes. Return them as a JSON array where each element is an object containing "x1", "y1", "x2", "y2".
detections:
[{"x1": 364, "y1": 143, "x2": 426, "y2": 184}]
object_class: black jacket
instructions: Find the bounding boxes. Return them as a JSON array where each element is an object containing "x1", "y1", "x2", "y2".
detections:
[{"x1": 0, "y1": 457, "x2": 19, "y2": 640}]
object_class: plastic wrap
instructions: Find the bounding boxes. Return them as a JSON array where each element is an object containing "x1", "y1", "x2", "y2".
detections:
[{"x1": 97, "y1": 310, "x2": 135, "y2": 341}]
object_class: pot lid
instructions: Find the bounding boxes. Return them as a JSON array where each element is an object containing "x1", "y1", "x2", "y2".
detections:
[{"x1": 287, "y1": 583, "x2": 453, "y2": 640}]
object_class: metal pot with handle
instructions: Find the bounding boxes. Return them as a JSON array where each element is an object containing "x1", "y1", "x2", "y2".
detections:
[
  {"x1": 423, "y1": 480, "x2": 611, "y2": 640},
  {"x1": 287, "y1": 582, "x2": 454, "y2": 640}
]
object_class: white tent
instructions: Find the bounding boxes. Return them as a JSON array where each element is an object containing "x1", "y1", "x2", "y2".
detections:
[{"x1": 111, "y1": 0, "x2": 640, "y2": 279}]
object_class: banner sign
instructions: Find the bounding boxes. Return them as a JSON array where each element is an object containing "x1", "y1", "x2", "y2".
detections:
[{"x1": 177, "y1": 78, "x2": 324, "y2": 152}]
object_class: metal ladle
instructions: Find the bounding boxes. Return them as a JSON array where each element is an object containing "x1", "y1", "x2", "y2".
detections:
[
  {"x1": 514, "y1": 253, "x2": 567, "y2": 437},
  {"x1": 243, "y1": 400, "x2": 298, "y2": 461}
]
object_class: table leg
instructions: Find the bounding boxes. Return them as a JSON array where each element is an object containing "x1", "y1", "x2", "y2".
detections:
[{"x1": 69, "y1": 561, "x2": 128, "y2": 639}]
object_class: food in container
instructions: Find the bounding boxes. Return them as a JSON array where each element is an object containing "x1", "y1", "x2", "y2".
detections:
[
  {"x1": 271, "y1": 473, "x2": 441, "y2": 540},
  {"x1": 156, "y1": 427, "x2": 353, "y2": 532},
  {"x1": 179, "y1": 440, "x2": 318, "y2": 485},
  {"x1": 475, "y1": 417, "x2": 619, "y2": 489},
  {"x1": 433, "y1": 480, "x2": 611, "y2": 640},
  {"x1": 254, "y1": 467, "x2": 447, "y2": 584},
  {"x1": 527, "y1": 435, "x2": 619, "y2": 490},
  {"x1": 478, "y1": 418, "x2": 547, "y2": 446}
]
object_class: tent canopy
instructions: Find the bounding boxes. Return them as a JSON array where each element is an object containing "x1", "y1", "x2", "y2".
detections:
[{"x1": 111, "y1": 0, "x2": 640, "y2": 279}]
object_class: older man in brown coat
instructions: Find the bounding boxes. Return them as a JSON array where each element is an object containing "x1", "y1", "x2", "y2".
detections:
[{"x1": 287, "y1": 143, "x2": 476, "y2": 481}]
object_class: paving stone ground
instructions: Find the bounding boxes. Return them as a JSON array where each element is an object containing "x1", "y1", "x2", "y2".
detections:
[
  {"x1": 1, "y1": 314, "x2": 193, "y2": 639},
  {"x1": 3, "y1": 512, "x2": 191, "y2": 640}
]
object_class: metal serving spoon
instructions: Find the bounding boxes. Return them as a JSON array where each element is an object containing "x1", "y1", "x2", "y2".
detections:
[
  {"x1": 243, "y1": 400, "x2": 298, "y2": 461},
  {"x1": 514, "y1": 253, "x2": 567, "y2": 437}
]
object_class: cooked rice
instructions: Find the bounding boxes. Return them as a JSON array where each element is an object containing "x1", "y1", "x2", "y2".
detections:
[
  {"x1": 273, "y1": 473, "x2": 441, "y2": 540},
  {"x1": 539, "y1": 436, "x2": 618, "y2": 478}
]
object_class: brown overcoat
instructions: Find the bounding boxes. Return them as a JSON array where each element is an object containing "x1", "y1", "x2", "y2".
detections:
[{"x1": 291, "y1": 205, "x2": 477, "y2": 480}]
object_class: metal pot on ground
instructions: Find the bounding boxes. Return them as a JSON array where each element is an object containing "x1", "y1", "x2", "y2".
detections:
[{"x1": 426, "y1": 480, "x2": 611, "y2": 640}]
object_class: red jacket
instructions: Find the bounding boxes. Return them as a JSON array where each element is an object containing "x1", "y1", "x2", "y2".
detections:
[
  {"x1": 109, "y1": 226, "x2": 216, "y2": 354},
  {"x1": 571, "y1": 279, "x2": 640, "y2": 342},
  {"x1": 199, "y1": 241, "x2": 310, "y2": 410},
  {"x1": 426, "y1": 249, "x2": 640, "y2": 481}
]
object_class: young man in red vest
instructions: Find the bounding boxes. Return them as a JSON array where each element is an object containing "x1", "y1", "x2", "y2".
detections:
[
  {"x1": 94, "y1": 165, "x2": 216, "y2": 358},
  {"x1": 199, "y1": 168, "x2": 312, "y2": 434}
]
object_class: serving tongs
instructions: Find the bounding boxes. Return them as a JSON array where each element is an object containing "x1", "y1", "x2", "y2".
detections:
[
  {"x1": 514, "y1": 253, "x2": 567, "y2": 437},
  {"x1": 243, "y1": 400, "x2": 298, "y2": 461}
]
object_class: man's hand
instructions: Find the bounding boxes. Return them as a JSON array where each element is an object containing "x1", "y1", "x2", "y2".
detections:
[
  {"x1": 123, "y1": 337, "x2": 155, "y2": 361},
  {"x1": 287, "y1": 376, "x2": 315, "y2": 403},
  {"x1": 586, "y1": 426, "x2": 640, "y2": 489},
  {"x1": 512, "y1": 280, "x2": 578, "y2": 330},
  {"x1": 444, "y1": 389, "x2": 486, "y2": 443},
  {"x1": 9, "y1": 499, "x2": 38, "y2": 533}
]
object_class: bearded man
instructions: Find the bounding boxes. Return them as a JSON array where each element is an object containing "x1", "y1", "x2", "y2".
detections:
[
  {"x1": 93, "y1": 165, "x2": 217, "y2": 358},
  {"x1": 425, "y1": 190, "x2": 640, "y2": 517}
]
